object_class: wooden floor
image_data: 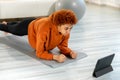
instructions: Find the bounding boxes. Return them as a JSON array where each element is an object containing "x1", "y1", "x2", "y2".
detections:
[{"x1": 0, "y1": 3, "x2": 120, "y2": 80}]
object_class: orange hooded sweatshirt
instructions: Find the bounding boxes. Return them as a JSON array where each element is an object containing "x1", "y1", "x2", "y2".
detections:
[{"x1": 28, "y1": 17, "x2": 71, "y2": 60}]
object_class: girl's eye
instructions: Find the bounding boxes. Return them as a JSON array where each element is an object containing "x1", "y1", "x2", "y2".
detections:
[
  {"x1": 65, "y1": 27, "x2": 73, "y2": 30},
  {"x1": 65, "y1": 27, "x2": 69, "y2": 30}
]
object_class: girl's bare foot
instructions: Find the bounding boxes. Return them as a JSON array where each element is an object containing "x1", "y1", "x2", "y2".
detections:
[
  {"x1": 2, "y1": 21, "x2": 9, "y2": 35},
  {"x1": 2, "y1": 21, "x2": 7, "y2": 25}
]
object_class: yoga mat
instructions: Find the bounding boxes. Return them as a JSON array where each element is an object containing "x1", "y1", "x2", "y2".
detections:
[{"x1": 0, "y1": 35, "x2": 87, "y2": 68}]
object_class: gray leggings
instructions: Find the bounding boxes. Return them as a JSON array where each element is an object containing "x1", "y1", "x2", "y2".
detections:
[{"x1": 0, "y1": 18, "x2": 36, "y2": 36}]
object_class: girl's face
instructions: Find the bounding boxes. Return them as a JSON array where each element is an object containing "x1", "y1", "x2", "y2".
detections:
[{"x1": 58, "y1": 24, "x2": 73, "y2": 36}]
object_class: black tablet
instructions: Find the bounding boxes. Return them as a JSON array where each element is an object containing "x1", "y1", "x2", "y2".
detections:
[{"x1": 93, "y1": 54, "x2": 115, "y2": 78}]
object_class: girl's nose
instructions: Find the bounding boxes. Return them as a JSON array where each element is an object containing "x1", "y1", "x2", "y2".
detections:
[{"x1": 67, "y1": 30, "x2": 70, "y2": 34}]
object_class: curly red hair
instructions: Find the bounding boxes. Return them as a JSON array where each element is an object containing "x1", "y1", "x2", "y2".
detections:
[{"x1": 49, "y1": 9, "x2": 78, "y2": 26}]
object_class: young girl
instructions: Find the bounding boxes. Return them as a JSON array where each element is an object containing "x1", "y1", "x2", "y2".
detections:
[{"x1": 0, "y1": 9, "x2": 78, "y2": 63}]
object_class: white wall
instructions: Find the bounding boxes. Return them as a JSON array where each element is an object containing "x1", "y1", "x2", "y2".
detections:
[{"x1": 85, "y1": 0, "x2": 120, "y2": 8}]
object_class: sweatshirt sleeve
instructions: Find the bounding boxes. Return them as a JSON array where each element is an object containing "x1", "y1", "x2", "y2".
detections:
[
  {"x1": 35, "y1": 24, "x2": 53, "y2": 60},
  {"x1": 57, "y1": 34, "x2": 72, "y2": 56}
]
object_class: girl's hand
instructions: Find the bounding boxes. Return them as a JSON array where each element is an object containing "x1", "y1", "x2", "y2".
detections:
[
  {"x1": 53, "y1": 54, "x2": 66, "y2": 63},
  {"x1": 70, "y1": 51, "x2": 77, "y2": 59}
]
